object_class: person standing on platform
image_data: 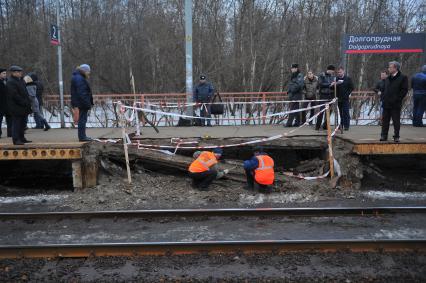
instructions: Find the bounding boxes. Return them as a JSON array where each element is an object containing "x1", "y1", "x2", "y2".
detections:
[
  {"x1": 285, "y1": 64, "x2": 304, "y2": 127},
  {"x1": 193, "y1": 75, "x2": 214, "y2": 127},
  {"x1": 28, "y1": 73, "x2": 45, "y2": 129},
  {"x1": 243, "y1": 147, "x2": 275, "y2": 194},
  {"x1": 71, "y1": 64, "x2": 93, "y2": 142},
  {"x1": 334, "y1": 67, "x2": 354, "y2": 131},
  {"x1": 380, "y1": 61, "x2": 408, "y2": 143},
  {"x1": 24, "y1": 75, "x2": 50, "y2": 131},
  {"x1": 6, "y1": 66, "x2": 32, "y2": 145},
  {"x1": 373, "y1": 70, "x2": 389, "y2": 125},
  {"x1": 188, "y1": 148, "x2": 229, "y2": 190},
  {"x1": 0, "y1": 68, "x2": 12, "y2": 138},
  {"x1": 316, "y1": 65, "x2": 336, "y2": 130},
  {"x1": 411, "y1": 65, "x2": 426, "y2": 127},
  {"x1": 302, "y1": 71, "x2": 318, "y2": 125}
]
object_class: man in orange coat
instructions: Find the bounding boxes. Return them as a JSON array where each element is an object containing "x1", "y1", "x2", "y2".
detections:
[
  {"x1": 188, "y1": 148, "x2": 228, "y2": 190},
  {"x1": 243, "y1": 147, "x2": 275, "y2": 193}
]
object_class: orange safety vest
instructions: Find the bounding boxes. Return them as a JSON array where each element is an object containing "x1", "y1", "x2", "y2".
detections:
[
  {"x1": 254, "y1": 155, "x2": 274, "y2": 185},
  {"x1": 188, "y1": 151, "x2": 218, "y2": 173}
]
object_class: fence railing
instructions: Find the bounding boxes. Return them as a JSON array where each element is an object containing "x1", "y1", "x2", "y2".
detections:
[{"x1": 38, "y1": 91, "x2": 417, "y2": 127}]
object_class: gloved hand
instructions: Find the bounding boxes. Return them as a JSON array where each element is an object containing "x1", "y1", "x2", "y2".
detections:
[{"x1": 223, "y1": 169, "x2": 229, "y2": 174}]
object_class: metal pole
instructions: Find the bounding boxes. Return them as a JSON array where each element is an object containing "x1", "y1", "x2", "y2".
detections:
[
  {"x1": 184, "y1": 0, "x2": 193, "y2": 117},
  {"x1": 326, "y1": 105, "x2": 335, "y2": 178},
  {"x1": 56, "y1": 0, "x2": 65, "y2": 128}
]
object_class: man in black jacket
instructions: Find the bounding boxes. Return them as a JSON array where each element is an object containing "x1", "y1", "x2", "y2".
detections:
[
  {"x1": 334, "y1": 67, "x2": 354, "y2": 131},
  {"x1": 380, "y1": 61, "x2": 408, "y2": 143},
  {"x1": 6, "y1": 66, "x2": 32, "y2": 145},
  {"x1": 315, "y1": 65, "x2": 336, "y2": 130},
  {"x1": 0, "y1": 68, "x2": 12, "y2": 138},
  {"x1": 285, "y1": 64, "x2": 304, "y2": 127}
]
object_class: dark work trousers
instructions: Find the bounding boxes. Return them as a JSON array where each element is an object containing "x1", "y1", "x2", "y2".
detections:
[
  {"x1": 11, "y1": 115, "x2": 27, "y2": 143},
  {"x1": 316, "y1": 95, "x2": 332, "y2": 130},
  {"x1": 381, "y1": 107, "x2": 401, "y2": 138},
  {"x1": 78, "y1": 108, "x2": 89, "y2": 140},
  {"x1": 286, "y1": 102, "x2": 301, "y2": 127},
  {"x1": 244, "y1": 169, "x2": 271, "y2": 193},
  {"x1": 189, "y1": 169, "x2": 217, "y2": 190},
  {"x1": 338, "y1": 100, "x2": 351, "y2": 129},
  {"x1": 199, "y1": 103, "x2": 212, "y2": 126},
  {"x1": 301, "y1": 99, "x2": 316, "y2": 124},
  {"x1": 413, "y1": 94, "x2": 426, "y2": 127},
  {"x1": 0, "y1": 114, "x2": 12, "y2": 137}
]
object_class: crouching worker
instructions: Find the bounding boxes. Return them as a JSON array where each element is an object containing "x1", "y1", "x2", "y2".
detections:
[
  {"x1": 188, "y1": 148, "x2": 229, "y2": 191},
  {"x1": 243, "y1": 147, "x2": 275, "y2": 193}
]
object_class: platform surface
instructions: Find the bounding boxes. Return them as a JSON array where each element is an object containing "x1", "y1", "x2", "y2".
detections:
[{"x1": 0, "y1": 126, "x2": 425, "y2": 155}]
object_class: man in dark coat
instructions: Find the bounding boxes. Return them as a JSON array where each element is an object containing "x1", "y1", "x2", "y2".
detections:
[
  {"x1": 28, "y1": 72, "x2": 44, "y2": 129},
  {"x1": 373, "y1": 70, "x2": 389, "y2": 125},
  {"x1": 285, "y1": 64, "x2": 304, "y2": 127},
  {"x1": 71, "y1": 64, "x2": 93, "y2": 141},
  {"x1": 316, "y1": 65, "x2": 336, "y2": 130},
  {"x1": 334, "y1": 67, "x2": 354, "y2": 131},
  {"x1": 380, "y1": 61, "x2": 409, "y2": 142},
  {"x1": 0, "y1": 68, "x2": 12, "y2": 138},
  {"x1": 411, "y1": 65, "x2": 426, "y2": 127},
  {"x1": 193, "y1": 75, "x2": 214, "y2": 127},
  {"x1": 6, "y1": 66, "x2": 32, "y2": 145}
]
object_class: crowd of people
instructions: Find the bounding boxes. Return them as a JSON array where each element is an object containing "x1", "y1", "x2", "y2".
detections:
[
  {"x1": 0, "y1": 66, "x2": 50, "y2": 145},
  {"x1": 0, "y1": 64, "x2": 93, "y2": 144},
  {"x1": 194, "y1": 61, "x2": 426, "y2": 142}
]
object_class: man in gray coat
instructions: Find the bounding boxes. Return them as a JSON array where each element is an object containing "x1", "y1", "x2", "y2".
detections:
[{"x1": 285, "y1": 64, "x2": 304, "y2": 127}]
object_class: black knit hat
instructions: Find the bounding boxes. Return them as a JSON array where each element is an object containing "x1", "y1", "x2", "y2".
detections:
[
  {"x1": 291, "y1": 63, "x2": 299, "y2": 69},
  {"x1": 326, "y1": 65, "x2": 336, "y2": 71},
  {"x1": 0, "y1": 68, "x2": 7, "y2": 73}
]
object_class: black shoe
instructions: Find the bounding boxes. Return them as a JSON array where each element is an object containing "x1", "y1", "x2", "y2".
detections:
[
  {"x1": 198, "y1": 186, "x2": 209, "y2": 191},
  {"x1": 23, "y1": 139, "x2": 32, "y2": 143},
  {"x1": 393, "y1": 136, "x2": 400, "y2": 143},
  {"x1": 244, "y1": 185, "x2": 254, "y2": 191},
  {"x1": 13, "y1": 140, "x2": 25, "y2": 145},
  {"x1": 44, "y1": 124, "x2": 51, "y2": 131},
  {"x1": 79, "y1": 137, "x2": 93, "y2": 142},
  {"x1": 380, "y1": 136, "x2": 387, "y2": 141}
]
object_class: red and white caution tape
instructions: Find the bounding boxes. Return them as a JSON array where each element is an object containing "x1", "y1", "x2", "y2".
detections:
[{"x1": 117, "y1": 100, "x2": 333, "y2": 122}]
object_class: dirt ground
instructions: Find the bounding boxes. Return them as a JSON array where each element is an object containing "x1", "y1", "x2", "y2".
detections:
[{"x1": 0, "y1": 251, "x2": 425, "y2": 282}]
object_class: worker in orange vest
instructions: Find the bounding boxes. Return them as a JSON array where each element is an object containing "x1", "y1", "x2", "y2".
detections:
[
  {"x1": 243, "y1": 147, "x2": 275, "y2": 193},
  {"x1": 188, "y1": 148, "x2": 229, "y2": 190}
]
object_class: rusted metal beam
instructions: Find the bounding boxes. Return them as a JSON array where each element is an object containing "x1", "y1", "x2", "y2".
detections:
[
  {"x1": 352, "y1": 143, "x2": 426, "y2": 155},
  {"x1": 0, "y1": 148, "x2": 82, "y2": 160},
  {"x1": 0, "y1": 240, "x2": 424, "y2": 259}
]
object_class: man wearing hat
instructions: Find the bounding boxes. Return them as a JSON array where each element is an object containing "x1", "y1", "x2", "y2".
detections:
[
  {"x1": 188, "y1": 148, "x2": 229, "y2": 190},
  {"x1": 0, "y1": 68, "x2": 12, "y2": 138},
  {"x1": 243, "y1": 146, "x2": 275, "y2": 193},
  {"x1": 71, "y1": 64, "x2": 93, "y2": 141},
  {"x1": 285, "y1": 64, "x2": 304, "y2": 127},
  {"x1": 193, "y1": 75, "x2": 214, "y2": 126},
  {"x1": 316, "y1": 65, "x2": 336, "y2": 130},
  {"x1": 6, "y1": 66, "x2": 32, "y2": 145}
]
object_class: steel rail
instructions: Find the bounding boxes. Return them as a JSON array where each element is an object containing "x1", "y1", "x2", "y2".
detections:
[
  {"x1": 0, "y1": 239, "x2": 424, "y2": 259},
  {"x1": 0, "y1": 206, "x2": 425, "y2": 219}
]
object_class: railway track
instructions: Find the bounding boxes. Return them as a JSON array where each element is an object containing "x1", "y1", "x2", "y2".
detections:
[{"x1": 0, "y1": 206, "x2": 425, "y2": 258}]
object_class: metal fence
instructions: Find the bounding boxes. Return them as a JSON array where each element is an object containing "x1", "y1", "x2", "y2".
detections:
[{"x1": 39, "y1": 91, "x2": 417, "y2": 127}]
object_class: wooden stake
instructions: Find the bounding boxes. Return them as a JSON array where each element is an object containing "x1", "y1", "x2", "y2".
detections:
[
  {"x1": 120, "y1": 113, "x2": 132, "y2": 184},
  {"x1": 326, "y1": 105, "x2": 334, "y2": 178}
]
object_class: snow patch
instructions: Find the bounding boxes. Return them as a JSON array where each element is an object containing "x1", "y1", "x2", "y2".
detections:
[
  {"x1": 0, "y1": 194, "x2": 68, "y2": 204},
  {"x1": 363, "y1": 190, "x2": 426, "y2": 200},
  {"x1": 239, "y1": 193, "x2": 317, "y2": 205}
]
